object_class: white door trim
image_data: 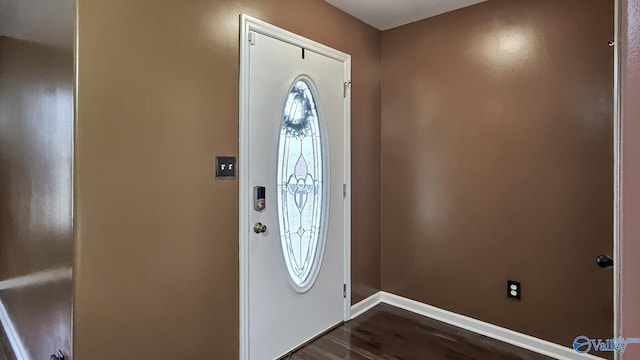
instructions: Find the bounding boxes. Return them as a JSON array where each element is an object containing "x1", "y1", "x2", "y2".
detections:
[
  {"x1": 238, "y1": 14, "x2": 352, "y2": 360},
  {"x1": 612, "y1": 1, "x2": 621, "y2": 360}
]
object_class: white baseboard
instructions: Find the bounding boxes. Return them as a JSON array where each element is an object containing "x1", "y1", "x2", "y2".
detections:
[
  {"x1": 350, "y1": 291, "x2": 604, "y2": 360},
  {"x1": 0, "y1": 299, "x2": 30, "y2": 360},
  {"x1": 350, "y1": 292, "x2": 383, "y2": 320}
]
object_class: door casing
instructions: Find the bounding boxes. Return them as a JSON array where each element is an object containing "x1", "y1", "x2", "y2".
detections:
[
  {"x1": 613, "y1": 1, "x2": 621, "y2": 359},
  {"x1": 238, "y1": 14, "x2": 352, "y2": 360}
]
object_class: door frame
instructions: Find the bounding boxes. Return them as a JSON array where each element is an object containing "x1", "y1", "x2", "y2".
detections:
[
  {"x1": 613, "y1": 0, "x2": 621, "y2": 359},
  {"x1": 238, "y1": 14, "x2": 352, "y2": 360}
]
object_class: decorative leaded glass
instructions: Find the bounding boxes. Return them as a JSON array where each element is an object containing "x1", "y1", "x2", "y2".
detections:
[{"x1": 277, "y1": 79, "x2": 324, "y2": 289}]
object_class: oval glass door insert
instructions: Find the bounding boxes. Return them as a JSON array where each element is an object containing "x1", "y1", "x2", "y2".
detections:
[{"x1": 277, "y1": 79, "x2": 325, "y2": 291}]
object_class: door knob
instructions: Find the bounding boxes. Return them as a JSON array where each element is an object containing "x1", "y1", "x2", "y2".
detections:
[
  {"x1": 596, "y1": 254, "x2": 614, "y2": 269},
  {"x1": 254, "y1": 222, "x2": 268, "y2": 234}
]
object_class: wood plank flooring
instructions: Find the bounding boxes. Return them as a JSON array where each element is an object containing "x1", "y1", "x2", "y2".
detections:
[
  {"x1": 291, "y1": 304, "x2": 553, "y2": 360},
  {"x1": 0, "y1": 324, "x2": 15, "y2": 360}
]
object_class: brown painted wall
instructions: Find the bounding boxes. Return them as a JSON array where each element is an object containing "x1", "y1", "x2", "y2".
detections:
[
  {"x1": 381, "y1": 0, "x2": 614, "y2": 350},
  {"x1": 0, "y1": 33, "x2": 73, "y2": 360},
  {"x1": 621, "y1": 0, "x2": 640, "y2": 358},
  {"x1": 73, "y1": 0, "x2": 381, "y2": 358}
]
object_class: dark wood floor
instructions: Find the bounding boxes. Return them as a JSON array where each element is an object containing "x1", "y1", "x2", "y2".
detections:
[
  {"x1": 0, "y1": 324, "x2": 15, "y2": 360},
  {"x1": 291, "y1": 304, "x2": 553, "y2": 360}
]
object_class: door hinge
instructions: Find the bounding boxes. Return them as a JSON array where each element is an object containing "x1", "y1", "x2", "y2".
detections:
[
  {"x1": 343, "y1": 184, "x2": 347, "y2": 198},
  {"x1": 343, "y1": 81, "x2": 352, "y2": 98},
  {"x1": 248, "y1": 31, "x2": 256, "y2": 46},
  {"x1": 343, "y1": 284, "x2": 347, "y2": 298}
]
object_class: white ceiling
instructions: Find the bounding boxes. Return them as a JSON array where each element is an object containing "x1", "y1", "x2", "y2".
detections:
[{"x1": 323, "y1": 0, "x2": 487, "y2": 30}]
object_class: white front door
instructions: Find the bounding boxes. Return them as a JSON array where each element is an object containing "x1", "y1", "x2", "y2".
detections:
[{"x1": 243, "y1": 25, "x2": 350, "y2": 360}]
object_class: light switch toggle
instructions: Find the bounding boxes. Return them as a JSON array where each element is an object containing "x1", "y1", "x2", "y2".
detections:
[{"x1": 215, "y1": 156, "x2": 236, "y2": 179}]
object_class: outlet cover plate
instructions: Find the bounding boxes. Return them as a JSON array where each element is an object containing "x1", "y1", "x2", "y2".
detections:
[{"x1": 507, "y1": 280, "x2": 521, "y2": 301}]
